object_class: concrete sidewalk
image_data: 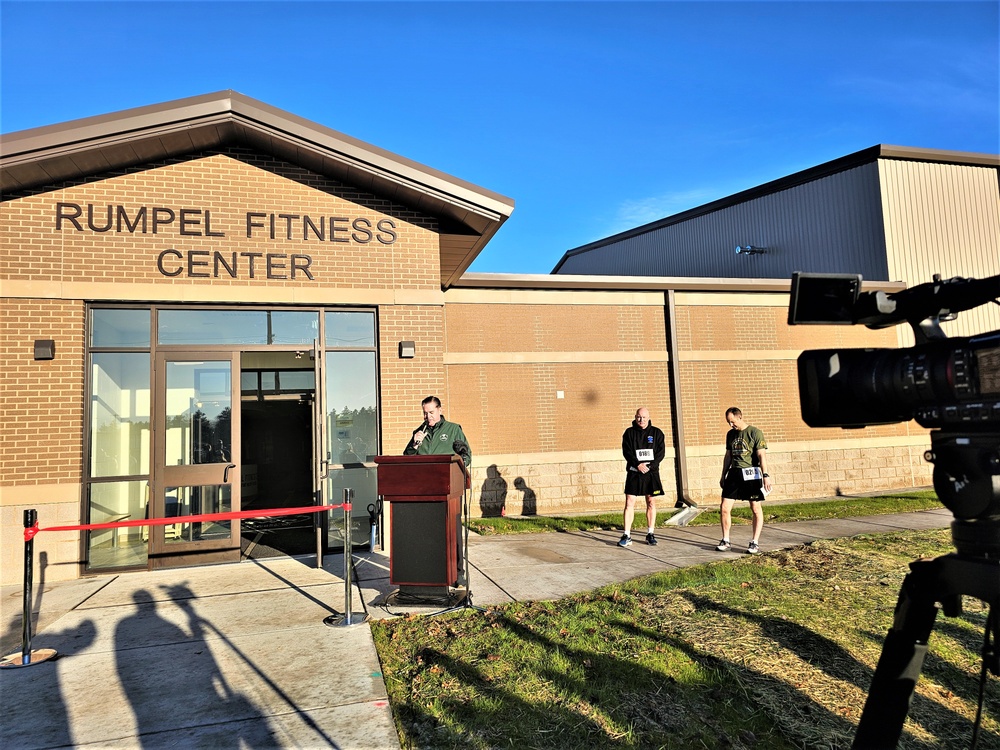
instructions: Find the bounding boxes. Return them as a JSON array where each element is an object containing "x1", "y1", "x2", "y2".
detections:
[{"x1": 0, "y1": 507, "x2": 953, "y2": 749}]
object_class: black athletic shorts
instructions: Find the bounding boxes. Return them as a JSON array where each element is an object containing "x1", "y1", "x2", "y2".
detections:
[
  {"x1": 625, "y1": 470, "x2": 663, "y2": 497},
  {"x1": 721, "y1": 469, "x2": 765, "y2": 502}
]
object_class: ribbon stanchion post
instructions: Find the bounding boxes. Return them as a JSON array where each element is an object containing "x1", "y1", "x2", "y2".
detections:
[
  {"x1": 0, "y1": 500, "x2": 360, "y2": 656},
  {"x1": 324, "y1": 488, "x2": 368, "y2": 627},
  {"x1": 1, "y1": 509, "x2": 58, "y2": 669}
]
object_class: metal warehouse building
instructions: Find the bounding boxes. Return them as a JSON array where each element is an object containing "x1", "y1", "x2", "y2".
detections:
[
  {"x1": 554, "y1": 145, "x2": 1000, "y2": 341},
  {"x1": 2, "y1": 91, "x2": 997, "y2": 584}
]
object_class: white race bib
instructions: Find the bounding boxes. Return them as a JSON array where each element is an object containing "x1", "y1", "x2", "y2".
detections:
[
  {"x1": 741, "y1": 467, "x2": 763, "y2": 481},
  {"x1": 636, "y1": 449, "x2": 654, "y2": 461}
]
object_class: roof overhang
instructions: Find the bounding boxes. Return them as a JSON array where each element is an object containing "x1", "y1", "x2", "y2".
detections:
[{"x1": 0, "y1": 90, "x2": 514, "y2": 289}]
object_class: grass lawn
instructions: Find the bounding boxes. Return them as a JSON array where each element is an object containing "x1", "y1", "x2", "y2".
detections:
[
  {"x1": 371, "y1": 527, "x2": 998, "y2": 749},
  {"x1": 466, "y1": 490, "x2": 944, "y2": 537}
]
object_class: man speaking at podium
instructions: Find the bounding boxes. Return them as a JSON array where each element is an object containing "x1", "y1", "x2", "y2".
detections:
[{"x1": 404, "y1": 396, "x2": 472, "y2": 469}]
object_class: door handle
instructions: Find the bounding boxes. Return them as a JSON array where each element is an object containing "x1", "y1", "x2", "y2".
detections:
[{"x1": 223, "y1": 464, "x2": 237, "y2": 483}]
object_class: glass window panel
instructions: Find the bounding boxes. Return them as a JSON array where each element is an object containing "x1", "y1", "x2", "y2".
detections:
[
  {"x1": 269, "y1": 311, "x2": 320, "y2": 345},
  {"x1": 261, "y1": 372, "x2": 276, "y2": 392},
  {"x1": 325, "y1": 311, "x2": 375, "y2": 348},
  {"x1": 86, "y1": 480, "x2": 149, "y2": 570},
  {"x1": 326, "y1": 351, "x2": 377, "y2": 463},
  {"x1": 158, "y1": 310, "x2": 268, "y2": 345},
  {"x1": 164, "y1": 361, "x2": 232, "y2": 466},
  {"x1": 241, "y1": 371, "x2": 259, "y2": 394},
  {"x1": 278, "y1": 370, "x2": 315, "y2": 392},
  {"x1": 92, "y1": 308, "x2": 151, "y2": 348},
  {"x1": 90, "y1": 353, "x2": 151, "y2": 477},
  {"x1": 326, "y1": 467, "x2": 377, "y2": 547},
  {"x1": 164, "y1": 484, "x2": 232, "y2": 543}
]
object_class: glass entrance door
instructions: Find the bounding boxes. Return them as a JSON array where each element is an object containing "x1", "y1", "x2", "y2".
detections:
[{"x1": 151, "y1": 352, "x2": 241, "y2": 565}]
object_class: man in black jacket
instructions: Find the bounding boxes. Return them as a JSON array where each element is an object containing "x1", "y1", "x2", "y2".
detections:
[{"x1": 618, "y1": 407, "x2": 666, "y2": 547}]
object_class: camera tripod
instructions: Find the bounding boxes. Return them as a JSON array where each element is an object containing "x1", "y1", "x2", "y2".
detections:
[
  {"x1": 852, "y1": 431, "x2": 999, "y2": 749},
  {"x1": 852, "y1": 550, "x2": 998, "y2": 748}
]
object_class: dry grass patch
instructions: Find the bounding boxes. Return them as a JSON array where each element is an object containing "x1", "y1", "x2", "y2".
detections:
[{"x1": 372, "y1": 529, "x2": 998, "y2": 749}]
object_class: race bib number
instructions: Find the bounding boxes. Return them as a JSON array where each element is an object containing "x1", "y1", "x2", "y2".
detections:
[
  {"x1": 636, "y1": 449, "x2": 654, "y2": 461},
  {"x1": 741, "y1": 467, "x2": 763, "y2": 481}
]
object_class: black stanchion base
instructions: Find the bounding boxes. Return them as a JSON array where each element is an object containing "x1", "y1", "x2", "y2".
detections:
[{"x1": 0, "y1": 648, "x2": 58, "y2": 668}]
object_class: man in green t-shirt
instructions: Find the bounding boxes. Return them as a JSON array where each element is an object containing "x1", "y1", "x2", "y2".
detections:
[{"x1": 716, "y1": 406, "x2": 773, "y2": 555}]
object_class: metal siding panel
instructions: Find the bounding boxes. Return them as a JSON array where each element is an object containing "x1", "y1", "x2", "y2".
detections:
[
  {"x1": 559, "y1": 164, "x2": 887, "y2": 280},
  {"x1": 881, "y1": 159, "x2": 1000, "y2": 338}
]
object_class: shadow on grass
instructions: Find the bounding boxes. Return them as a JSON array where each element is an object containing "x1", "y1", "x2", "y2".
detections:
[
  {"x1": 668, "y1": 592, "x2": 997, "y2": 749},
  {"x1": 384, "y1": 606, "x2": 800, "y2": 749}
]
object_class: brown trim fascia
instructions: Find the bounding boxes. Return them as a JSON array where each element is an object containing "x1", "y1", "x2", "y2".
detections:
[
  {"x1": 1, "y1": 91, "x2": 515, "y2": 221},
  {"x1": 454, "y1": 272, "x2": 907, "y2": 294}
]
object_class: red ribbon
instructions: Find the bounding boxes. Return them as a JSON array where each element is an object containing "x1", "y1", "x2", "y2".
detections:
[{"x1": 26, "y1": 503, "x2": 345, "y2": 542}]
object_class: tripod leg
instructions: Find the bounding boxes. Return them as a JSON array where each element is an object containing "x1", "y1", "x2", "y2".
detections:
[{"x1": 853, "y1": 560, "x2": 941, "y2": 749}]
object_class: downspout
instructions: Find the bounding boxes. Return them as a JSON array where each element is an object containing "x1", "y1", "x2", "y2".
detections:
[{"x1": 665, "y1": 290, "x2": 697, "y2": 508}]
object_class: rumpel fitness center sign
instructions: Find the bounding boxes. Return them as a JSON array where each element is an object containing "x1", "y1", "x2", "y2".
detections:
[{"x1": 55, "y1": 202, "x2": 399, "y2": 281}]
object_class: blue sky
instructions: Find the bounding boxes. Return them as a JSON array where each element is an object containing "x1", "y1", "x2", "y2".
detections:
[{"x1": 2, "y1": 1, "x2": 997, "y2": 274}]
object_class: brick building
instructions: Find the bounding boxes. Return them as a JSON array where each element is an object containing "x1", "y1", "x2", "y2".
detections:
[{"x1": 2, "y1": 91, "x2": 997, "y2": 584}]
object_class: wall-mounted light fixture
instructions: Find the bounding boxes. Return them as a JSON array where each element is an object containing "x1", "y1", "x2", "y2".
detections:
[
  {"x1": 735, "y1": 245, "x2": 767, "y2": 256},
  {"x1": 399, "y1": 341, "x2": 415, "y2": 359},
  {"x1": 34, "y1": 339, "x2": 56, "y2": 360}
]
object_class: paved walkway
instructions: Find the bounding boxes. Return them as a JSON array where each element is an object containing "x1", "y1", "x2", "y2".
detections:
[{"x1": 0, "y1": 507, "x2": 952, "y2": 749}]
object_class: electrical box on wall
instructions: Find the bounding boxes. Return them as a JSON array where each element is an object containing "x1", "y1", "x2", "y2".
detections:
[{"x1": 34, "y1": 339, "x2": 56, "y2": 360}]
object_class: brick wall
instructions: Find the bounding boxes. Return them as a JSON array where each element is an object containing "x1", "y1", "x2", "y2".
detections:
[
  {"x1": 378, "y1": 304, "x2": 446, "y2": 452},
  {"x1": 0, "y1": 149, "x2": 442, "y2": 293},
  {"x1": 1, "y1": 148, "x2": 940, "y2": 585},
  {"x1": 0, "y1": 298, "x2": 87, "y2": 582},
  {"x1": 675, "y1": 293, "x2": 933, "y2": 504},
  {"x1": 442, "y1": 291, "x2": 934, "y2": 517},
  {"x1": 443, "y1": 297, "x2": 676, "y2": 515},
  {"x1": 0, "y1": 298, "x2": 86, "y2": 486}
]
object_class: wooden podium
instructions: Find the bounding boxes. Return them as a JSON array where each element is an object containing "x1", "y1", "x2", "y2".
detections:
[{"x1": 374, "y1": 454, "x2": 469, "y2": 596}]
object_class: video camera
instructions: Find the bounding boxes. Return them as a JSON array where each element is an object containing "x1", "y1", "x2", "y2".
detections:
[
  {"x1": 790, "y1": 272, "x2": 1000, "y2": 748},
  {"x1": 788, "y1": 271, "x2": 1000, "y2": 546},
  {"x1": 788, "y1": 272, "x2": 1000, "y2": 430}
]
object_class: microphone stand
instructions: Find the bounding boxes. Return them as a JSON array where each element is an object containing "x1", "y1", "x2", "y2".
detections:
[{"x1": 437, "y1": 457, "x2": 485, "y2": 615}]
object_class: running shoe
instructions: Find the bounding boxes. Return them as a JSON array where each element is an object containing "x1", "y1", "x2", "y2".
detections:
[
  {"x1": 617, "y1": 534, "x2": 632, "y2": 548},
  {"x1": 747, "y1": 541, "x2": 760, "y2": 555},
  {"x1": 716, "y1": 539, "x2": 731, "y2": 551},
  {"x1": 646, "y1": 533, "x2": 658, "y2": 546}
]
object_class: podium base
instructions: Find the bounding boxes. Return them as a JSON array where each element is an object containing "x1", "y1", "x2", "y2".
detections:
[{"x1": 386, "y1": 586, "x2": 467, "y2": 608}]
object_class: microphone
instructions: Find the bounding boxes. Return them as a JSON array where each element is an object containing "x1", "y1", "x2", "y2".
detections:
[{"x1": 414, "y1": 419, "x2": 429, "y2": 445}]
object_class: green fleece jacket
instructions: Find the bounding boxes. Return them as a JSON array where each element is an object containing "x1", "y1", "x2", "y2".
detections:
[{"x1": 403, "y1": 416, "x2": 472, "y2": 467}]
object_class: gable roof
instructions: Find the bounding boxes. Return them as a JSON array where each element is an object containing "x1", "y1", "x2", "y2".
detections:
[{"x1": 0, "y1": 90, "x2": 515, "y2": 288}]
